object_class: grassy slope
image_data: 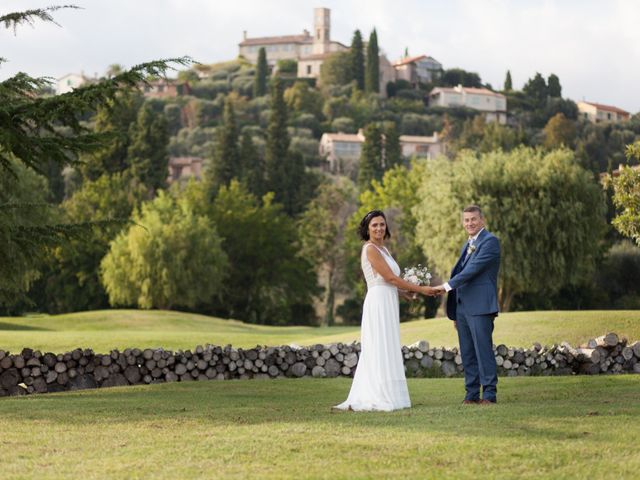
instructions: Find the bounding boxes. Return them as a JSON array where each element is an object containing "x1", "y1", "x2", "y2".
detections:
[
  {"x1": 0, "y1": 376, "x2": 638, "y2": 479},
  {"x1": 1, "y1": 309, "x2": 640, "y2": 353}
]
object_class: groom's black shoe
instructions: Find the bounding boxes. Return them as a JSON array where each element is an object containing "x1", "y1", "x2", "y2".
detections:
[{"x1": 462, "y1": 399, "x2": 479, "y2": 405}]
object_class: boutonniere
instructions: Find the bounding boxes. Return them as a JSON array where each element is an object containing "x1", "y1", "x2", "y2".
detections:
[{"x1": 467, "y1": 244, "x2": 477, "y2": 256}]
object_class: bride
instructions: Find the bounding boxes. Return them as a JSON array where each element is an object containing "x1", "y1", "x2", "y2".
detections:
[{"x1": 334, "y1": 210, "x2": 437, "y2": 412}]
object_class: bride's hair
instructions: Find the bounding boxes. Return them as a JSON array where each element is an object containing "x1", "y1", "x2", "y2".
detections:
[{"x1": 358, "y1": 210, "x2": 391, "y2": 241}]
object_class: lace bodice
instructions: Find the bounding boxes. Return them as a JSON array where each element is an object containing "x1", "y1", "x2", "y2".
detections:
[{"x1": 361, "y1": 243, "x2": 400, "y2": 289}]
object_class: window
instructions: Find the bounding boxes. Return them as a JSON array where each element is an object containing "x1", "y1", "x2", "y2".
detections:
[{"x1": 307, "y1": 65, "x2": 312, "y2": 75}]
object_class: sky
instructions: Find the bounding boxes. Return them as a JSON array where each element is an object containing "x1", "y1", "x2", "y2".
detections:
[{"x1": 2, "y1": 0, "x2": 640, "y2": 113}]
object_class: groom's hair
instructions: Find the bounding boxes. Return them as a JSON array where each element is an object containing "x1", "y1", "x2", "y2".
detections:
[
  {"x1": 463, "y1": 205, "x2": 483, "y2": 217},
  {"x1": 358, "y1": 210, "x2": 391, "y2": 241}
]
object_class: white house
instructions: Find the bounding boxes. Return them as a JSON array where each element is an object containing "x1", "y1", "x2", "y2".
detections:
[
  {"x1": 429, "y1": 85, "x2": 507, "y2": 124},
  {"x1": 577, "y1": 101, "x2": 630, "y2": 124},
  {"x1": 56, "y1": 73, "x2": 92, "y2": 94},
  {"x1": 399, "y1": 132, "x2": 445, "y2": 159}
]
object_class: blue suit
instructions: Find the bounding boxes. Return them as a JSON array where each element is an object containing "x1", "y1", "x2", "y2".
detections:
[{"x1": 446, "y1": 229, "x2": 500, "y2": 402}]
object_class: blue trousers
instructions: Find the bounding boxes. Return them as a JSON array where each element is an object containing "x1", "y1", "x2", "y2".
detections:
[{"x1": 456, "y1": 302, "x2": 498, "y2": 401}]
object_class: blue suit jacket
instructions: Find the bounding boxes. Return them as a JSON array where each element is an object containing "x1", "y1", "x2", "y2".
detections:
[{"x1": 446, "y1": 229, "x2": 501, "y2": 320}]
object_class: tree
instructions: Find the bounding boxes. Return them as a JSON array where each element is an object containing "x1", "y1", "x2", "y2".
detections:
[
  {"x1": 101, "y1": 191, "x2": 228, "y2": 309},
  {"x1": 543, "y1": 113, "x2": 576, "y2": 149},
  {"x1": 440, "y1": 68, "x2": 482, "y2": 88},
  {"x1": 319, "y1": 51, "x2": 353, "y2": 86},
  {"x1": 383, "y1": 123, "x2": 402, "y2": 169},
  {"x1": 80, "y1": 90, "x2": 144, "y2": 181},
  {"x1": 523, "y1": 72, "x2": 548, "y2": 107},
  {"x1": 210, "y1": 181, "x2": 317, "y2": 324},
  {"x1": 284, "y1": 81, "x2": 323, "y2": 118},
  {"x1": 415, "y1": 147, "x2": 606, "y2": 311},
  {"x1": 547, "y1": 73, "x2": 562, "y2": 97},
  {"x1": 34, "y1": 173, "x2": 146, "y2": 313},
  {"x1": 239, "y1": 131, "x2": 264, "y2": 197},
  {"x1": 365, "y1": 29, "x2": 380, "y2": 93},
  {"x1": 264, "y1": 77, "x2": 289, "y2": 199},
  {"x1": 608, "y1": 141, "x2": 640, "y2": 246},
  {"x1": 358, "y1": 123, "x2": 383, "y2": 190},
  {"x1": 504, "y1": 70, "x2": 513, "y2": 91},
  {"x1": 253, "y1": 47, "x2": 268, "y2": 97},
  {"x1": 350, "y1": 30, "x2": 365, "y2": 91},
  {"x1": 209, "y1": 97, "x2": 239, "y2": 191},
  {"x1": 0, "y1": 5, "x2": 190, "y2": 305},
  {"x1": 127, "y1": 102, "x2": 169, "y2": 193},
  {"x1": 298, "y1": 178, "x2": 357, "y2": 326}
]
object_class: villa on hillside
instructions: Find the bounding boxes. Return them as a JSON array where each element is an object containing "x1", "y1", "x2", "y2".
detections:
[
  {"x1": 167, "y1": 156, "x2": 203, "y2": 183},
  {"x1": 56, "y1": 72, "x2": 96, "y2": 94},
  {"x1": 429, "y1": 85, "x2": 507, "y2": 124},
  {"x1": 319, "y1": 130, "x2": 444, "y2": 176},
  {"x1": 141, "y1": 79, "x2": 191, "y2": 99},
  {"x1": 577, "y1": 101, "x2": 630, "y2": 123},
  {"x1": 393, "y1": 54, "x2": 442, "y2": 86}
]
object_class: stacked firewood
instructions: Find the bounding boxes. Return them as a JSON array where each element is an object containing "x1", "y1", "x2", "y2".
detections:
[{"x1": 1, "y1": 333, "x2": 638, "y2": 396}]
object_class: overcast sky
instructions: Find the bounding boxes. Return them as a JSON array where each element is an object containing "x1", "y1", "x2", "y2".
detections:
[{"x1": 2, "y1": 0, "x2": 639, "y2": 113}]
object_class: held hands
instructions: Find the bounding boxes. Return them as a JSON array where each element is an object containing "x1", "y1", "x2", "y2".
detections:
[{"x1": 420, "y1": 285, "x2": 446, "y2": 297}]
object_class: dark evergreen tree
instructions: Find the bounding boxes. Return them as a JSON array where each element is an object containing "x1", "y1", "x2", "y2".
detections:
[
  {"x1": 358, "y1": 124, "x2": 383, "y2": 190},
  {"x1": 209, "y1": 97, "x2": 239, "y2": 191},
  {"x1": 264, "y1": 77, "x2": 289, "y2": 199},
  {"x1": 254, "y1": 47, "x2": 268, "y2": 97},
  {"x1": 365, "y1": 29, "x2": 380, "y2": 94},
  {"x1": 383, "y1": 123, "x2": 402, "y2": 169},
  {"x1": 127, "y1": 102, "x2": 169, "y2": 193},
  {"x1": 351, "y1": 30, "x2": 365, "y2": 91},
  {"x1": 0, "y1": 5, "x2": 190, "y2": 306},
  {"x1": 239, "y1": 131, "x2": 264, "y2": 197},
  {"x1": 504, "y1": 70, "x2": 513, "y2": 91},
  {"x1": 547, "y1": 73, "x2": 562, "y2": 97},
  {"x1": 523, "y1": 72, "x2": 548, "y2": 107}
]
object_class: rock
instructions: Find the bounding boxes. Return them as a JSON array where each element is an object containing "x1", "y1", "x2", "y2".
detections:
[
  {"x1": 69, "y1": 374, "x2": 98, "y2": 391},
  {"x1": 290, "y1": 362, "x2": 307, "y2": 378}
]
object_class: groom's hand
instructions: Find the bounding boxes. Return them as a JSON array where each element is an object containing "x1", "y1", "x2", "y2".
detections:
[{"x1": 433, "y1": 285, "x2": 446, "y2": 295}]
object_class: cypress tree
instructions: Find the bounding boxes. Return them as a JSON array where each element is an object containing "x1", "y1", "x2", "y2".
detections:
[
  {"x1": 383, "y1": 123, "x2": 402, "y2": 169},
  {"x1": 547, "y1": 73, "x2": 562, "y2": 97},
  {"x1": 239, "y1": 131, "x2": 264, "y2": 198},
  {"x1": 254, "y1": 47, "x2": 268, "y2": 97},
  {"x1": 210, "y1": 97, "x2": 240, "y2": 191},
  {"x1": 504, "y1": 70, "x2": 513, "y2": 91},
  {"x1": 264, "y1": 77, "x2": 289, "y2": 198},
  {"x1": 358, "y1": 124, "x2": 383, "y2": 190},
  {"x1": 351, "y1": 30, "x2": 365, "y2": 91},
  {"x1": 365, "y1": 29, "x2": 380, "y2": 94},
  {"x1": 127, "y1": 102, "x2": 169, "y2": 193}
]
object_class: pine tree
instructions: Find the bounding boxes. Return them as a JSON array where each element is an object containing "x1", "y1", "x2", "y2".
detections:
[
  {"x1": 209, "y1": 97, "x2": 239, "y2": 191},
  {"x1": 358, "y1": 124, "x2": 383, "y2": 190},
  {"x1": 127, "y1": 102, "x2": 169, "y2": 193},
  {"x1": 365, "y1": 29, "x2": 380, "y2": 94},
  {"x1": 383, "y1": 123, "x2": 402, "y2": 169},
  {"x1": 504, "y1": 70, "x2": 513, "y2": 91},
  {"x1": 350, "y1": 30, "x2": 365, "y2": 91},
  {"x1": 0, "y1": 5, "x2": 191, "y2": 306},
  {"x1": 254, "y1": 47, "x2": 268, "y2": 97}
]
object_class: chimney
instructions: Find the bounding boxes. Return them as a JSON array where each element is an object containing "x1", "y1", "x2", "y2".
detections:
[{"x1": 243, "y1": 30, "x2": 247, "y2": 40}]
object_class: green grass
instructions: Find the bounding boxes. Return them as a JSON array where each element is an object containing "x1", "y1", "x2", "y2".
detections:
[
  {"x1": 1, "y1": 376, "x2": 638, "y2": 479},
  {"x1": 1, "y1": 309, "x2": 640, "y2": 353}
]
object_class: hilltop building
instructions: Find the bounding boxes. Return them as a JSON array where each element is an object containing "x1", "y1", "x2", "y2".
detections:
[
  {"x1": 429, "y1": 85, "x2": 507, "y2": 124},
  {"x1": 577, "y1": 101, "x2": 630, "y2": 123}
]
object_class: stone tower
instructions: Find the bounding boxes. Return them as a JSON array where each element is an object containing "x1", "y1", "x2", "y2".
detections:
[{"x1": 312, "y1": 7, "x2": 330, "y2": 55}]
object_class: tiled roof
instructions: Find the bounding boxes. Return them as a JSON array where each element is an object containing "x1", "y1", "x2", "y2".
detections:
[
  {"x1": 393, "y1": 55, "x2": 427, "y2": 67},
  {"x1": 239, "y1": 34, "x2": 312, "y2": 47},
  {"x1": 430, "y1": 86, "x2": 505, "y2": 98},
  {"x1": 581, "y1": 101, "x2": 629, "y2": 116},
  {"x1": 322, "y1": 133, "x2": 364, "y2": 142}
]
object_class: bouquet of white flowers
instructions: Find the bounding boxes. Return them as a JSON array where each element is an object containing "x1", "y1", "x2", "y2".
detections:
[{"x1": 402, "y1": 264, "x2": 432, "y2": 286}]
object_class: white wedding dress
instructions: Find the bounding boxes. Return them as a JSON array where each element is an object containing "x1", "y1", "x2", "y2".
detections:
[{"x1": 334, "y1": 243, "x2": 411, "y2": 411}]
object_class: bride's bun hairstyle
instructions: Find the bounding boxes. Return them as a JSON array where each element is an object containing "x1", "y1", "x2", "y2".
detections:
[{"x1": 358, "y1": 210, "x2": 391, "y2": 241}]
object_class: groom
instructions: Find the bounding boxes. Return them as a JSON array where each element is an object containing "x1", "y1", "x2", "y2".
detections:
[{"x1": 434, "y1": 205, "x2": 501, "y2": 404}]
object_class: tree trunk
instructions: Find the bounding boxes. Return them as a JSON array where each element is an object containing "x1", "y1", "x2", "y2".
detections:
[{"x1": 322, "y1": 269, "x2": 335, "y2": 327}]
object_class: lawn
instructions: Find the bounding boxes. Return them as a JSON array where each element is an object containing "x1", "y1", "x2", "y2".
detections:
[
  {"x1": 1, "y1": 309, "x2": 639, "y2": 353},
  {"x1": 0, "y1": 376, "x2": 638, "y2": 479}
]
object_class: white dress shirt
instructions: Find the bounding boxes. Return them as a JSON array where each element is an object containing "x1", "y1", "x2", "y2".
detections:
[{"x1": 443, "y1": 228, "x2": 484, "y2": 292}]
